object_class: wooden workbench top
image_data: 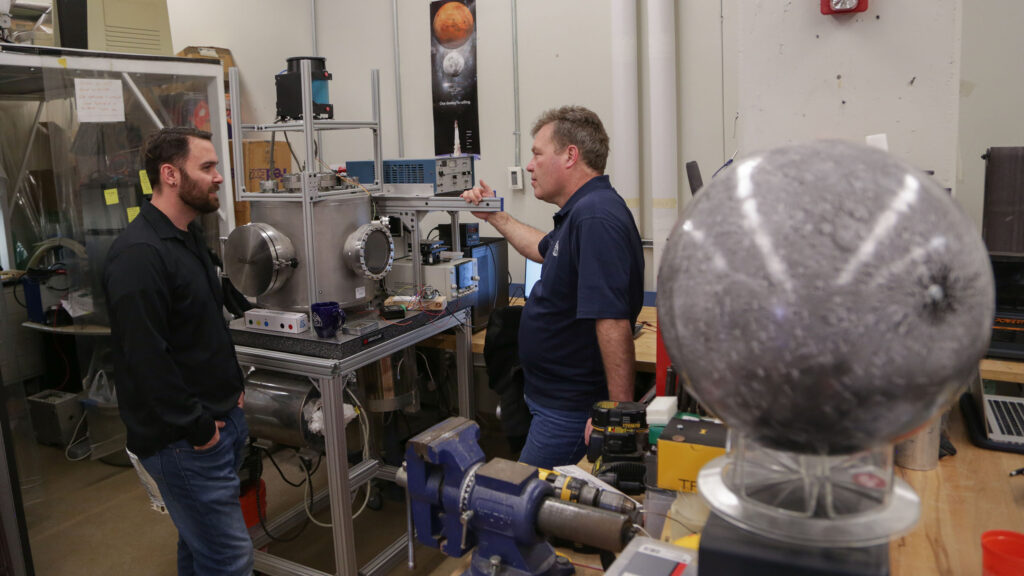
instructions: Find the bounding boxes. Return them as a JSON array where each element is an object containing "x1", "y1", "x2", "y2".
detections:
[
  {"x1": 891, "y1": 360, "x2": 1024, "y2": 575},
  {"x1": 422, "y1": 301, "x2": 659, "y2": 372}
]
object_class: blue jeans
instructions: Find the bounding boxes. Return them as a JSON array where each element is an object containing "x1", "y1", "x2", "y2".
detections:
[
  {"x1": 141, "y1": 406, "x2": 253, "y2": 576},
  {"x1": 518, "y1": 395, "x2": 590, "y2": 469}
]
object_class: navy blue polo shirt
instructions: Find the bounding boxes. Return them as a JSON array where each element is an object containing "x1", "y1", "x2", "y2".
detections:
[{"x1": 519, "y1": 175, "x2": 644, "y2": 411}]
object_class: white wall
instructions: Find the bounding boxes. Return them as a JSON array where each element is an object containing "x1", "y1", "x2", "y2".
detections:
[
  {"x1": 167, "y1": 0, "x2": 311, "y2": 129},
  {"x1": 169, "y1": 1, "x2": 993, "y2": 290},
  {"x1": 168, "y1": 0, "x2": 634, "y2": 286},
  {"x1": 732, "y1": 2, "x2": 962, "y2": 192},
  {"x1": 957, "y1": 0, "x2": 1024, "y2": 230}
]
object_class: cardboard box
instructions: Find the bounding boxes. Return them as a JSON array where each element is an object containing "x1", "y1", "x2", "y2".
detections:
[
  {"x1": 176, "y1": 46, "x2": 236, "y2": 81},
  {"x1": 230, "y1": 141, "x2": 292, "y2": 226},
  {"x1": 656, "y1": 417, "x2": 727, "y2": 493}
]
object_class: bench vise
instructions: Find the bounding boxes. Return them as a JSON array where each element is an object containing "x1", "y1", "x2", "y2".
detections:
[{"x1": 398, "y1": 417, "x2": 635, "y2": 576}]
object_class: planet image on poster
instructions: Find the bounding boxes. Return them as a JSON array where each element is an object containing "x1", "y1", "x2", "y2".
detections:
[
  {"x1": 433, "y1": 1, "x2": 474, "y2": 49},
  {"x1": 442, "y1": 52, "x2": 465, "y2": 77}
]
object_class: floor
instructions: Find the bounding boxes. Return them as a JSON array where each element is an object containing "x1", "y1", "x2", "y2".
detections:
[{"x1": 9, "y1": 379, "x2": 513, "y2": 576}]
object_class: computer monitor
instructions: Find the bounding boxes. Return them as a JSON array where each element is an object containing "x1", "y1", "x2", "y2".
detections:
[{"x1": 524, "y1": 259, "x2": 542, "y2": 298}]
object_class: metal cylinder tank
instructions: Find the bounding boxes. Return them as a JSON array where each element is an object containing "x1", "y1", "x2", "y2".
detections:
[
  {"x1": 243, "y1": 370, "x2": 323, "y2": 451},
  {"x1": 225, "y1": 190, "x2": 393, "y2": 311}
]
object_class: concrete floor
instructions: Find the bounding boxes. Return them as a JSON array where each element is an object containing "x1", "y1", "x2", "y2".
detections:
[{"x1": 13, "y1": 397, "x2": 513, "y2": 576}]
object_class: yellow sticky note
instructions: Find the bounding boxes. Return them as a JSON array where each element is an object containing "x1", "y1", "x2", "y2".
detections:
[
  {"x1": 57, "y1": 58, "x2": 67, "y2": 68},
  {"x1": 140, "y1": 170, "x2": 153, "y2": 195},
  {"x1": 104, "y1": 188, "x2": 119, "y2": 205},
  {"x1": 126, "y1": 206, "x2": 140, "y2": 222}
]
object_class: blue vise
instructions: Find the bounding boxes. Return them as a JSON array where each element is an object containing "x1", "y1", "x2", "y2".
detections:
[{"x1": 403, "y1": 417, "x2": 574, "y2": 576}]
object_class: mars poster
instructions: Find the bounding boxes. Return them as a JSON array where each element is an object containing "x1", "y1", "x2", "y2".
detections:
[{"x1": 430, "y1": 0, "x2": 480, "y2": 156}]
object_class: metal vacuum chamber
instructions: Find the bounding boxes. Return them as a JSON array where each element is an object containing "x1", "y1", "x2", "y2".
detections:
[{"x1": 224, "y1": 189, "x2": 394, "y2": 312}]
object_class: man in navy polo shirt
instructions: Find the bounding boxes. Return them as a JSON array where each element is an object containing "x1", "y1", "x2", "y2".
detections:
[{"x1": 462, "y1": 106, "x2": 644, "y2": 468}]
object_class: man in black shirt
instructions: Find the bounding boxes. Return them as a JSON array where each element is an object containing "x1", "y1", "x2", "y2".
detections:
[{"x1": 104, "y1": 127, "x2": 252, "y2": 575}]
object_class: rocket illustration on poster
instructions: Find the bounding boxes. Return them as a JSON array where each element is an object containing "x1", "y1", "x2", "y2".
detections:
[{"x1": 430, "y1": 0, "x2": 480, "y2": 156}]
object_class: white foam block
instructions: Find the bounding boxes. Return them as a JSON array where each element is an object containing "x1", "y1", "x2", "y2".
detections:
[{"x1": 647, "y1": 396, "x2": 678, "y2": 426}]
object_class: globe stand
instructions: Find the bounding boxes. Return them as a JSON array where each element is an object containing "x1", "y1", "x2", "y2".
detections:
[{"x1": 698, "y1": 434, "x2": 920, "y2": 548}]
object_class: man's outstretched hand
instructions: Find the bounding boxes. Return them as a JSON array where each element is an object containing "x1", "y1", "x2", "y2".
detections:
[{"x1": 461, "y1": 179, "x2": 497, "y2": 222}]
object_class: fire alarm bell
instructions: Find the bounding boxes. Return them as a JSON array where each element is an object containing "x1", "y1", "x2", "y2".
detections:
[{"x1": 821, "y1": 0, "x2": 868, "y2": 15}]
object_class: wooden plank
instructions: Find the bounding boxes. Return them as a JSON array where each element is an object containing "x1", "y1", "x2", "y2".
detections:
[
  {"x1": 980, "y1": 358, "x2": 1024, "y2": 384},
  {"x1": 891, "y1": 404, "x2": 1024, "y2": 575}
]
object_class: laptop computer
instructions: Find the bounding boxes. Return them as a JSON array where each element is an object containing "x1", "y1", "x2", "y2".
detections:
[
  {"x1": 970, "y1": 373, "x2": 1024, "y2": 446},
  {"x1": 524, "y1": 258, "x2": 541, "y2": 299}
]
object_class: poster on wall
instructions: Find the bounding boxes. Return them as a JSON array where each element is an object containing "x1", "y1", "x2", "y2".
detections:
[{"x1": 430, "y1": 0, "x2": 480, "y2": 156}]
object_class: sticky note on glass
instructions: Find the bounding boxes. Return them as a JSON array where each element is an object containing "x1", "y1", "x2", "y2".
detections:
[
  {"x1": 140, "y1": 170, "x2": 152, "y2": 195},
  {"x1": 127, "y1": 206, "x2": 140, "y2": 222},
  {"x1": 104, "y1": 188, "x2": 119, "y2": 205}
]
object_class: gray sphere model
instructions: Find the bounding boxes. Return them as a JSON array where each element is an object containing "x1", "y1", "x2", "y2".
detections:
[{"x1": 659, "y1": 140, "x2": 994, "y2": 454}]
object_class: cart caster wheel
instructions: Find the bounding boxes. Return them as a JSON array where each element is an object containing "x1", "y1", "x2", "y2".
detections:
[{"x1": 367, "y1": 488, "x2": 383, "y2": 511}]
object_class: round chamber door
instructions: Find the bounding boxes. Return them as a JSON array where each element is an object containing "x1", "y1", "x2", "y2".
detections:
[
  {"x1": 223, "y1": 222, "x2": 297, "y2": 296},
  {"x1": 344, "y1": 222, "x2": 394, "y2": 280}
]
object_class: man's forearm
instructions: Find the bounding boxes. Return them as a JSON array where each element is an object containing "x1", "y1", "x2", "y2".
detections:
[
  {"x1": 596, "y1": 318, "x2": 635, "y2": 402},
  {"x1": 488, "y1": 212, "x2": 546, "y2": 263}
]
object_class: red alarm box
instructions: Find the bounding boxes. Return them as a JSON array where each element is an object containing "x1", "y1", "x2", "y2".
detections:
[{"x1": 821, "y1": 0, "x2": 868, "y2": 15}]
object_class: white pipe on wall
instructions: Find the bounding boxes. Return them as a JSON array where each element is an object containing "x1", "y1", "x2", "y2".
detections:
[
  {"x1": 512, "y1": 0, "x2": 522, "y2": 167},
  {"x1": 392, "y1": 0, "x2": 405, "y2": 157},
  {"x1": 646, "y1": 0, "x2": 679, "y2": 287},
  {"x1": 611, "y1": 0, "x2": 641, "y2": 227}
]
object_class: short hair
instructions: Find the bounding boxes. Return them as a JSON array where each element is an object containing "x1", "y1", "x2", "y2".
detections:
[
  {"x1": 531, "y1": 105, "x2": 609, "y2": 173},
  {"x1": 142, "y1": 127, "x2": 212, "y2": 189}
]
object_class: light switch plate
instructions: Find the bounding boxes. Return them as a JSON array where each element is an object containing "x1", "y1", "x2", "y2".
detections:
[{"x1": 508, "y1": 166, "x2": 524, "y2": 191}]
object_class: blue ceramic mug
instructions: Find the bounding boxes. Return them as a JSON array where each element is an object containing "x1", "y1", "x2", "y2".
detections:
[{"x1": 311, "y1": 301, "x2": 343, "y2": 338}]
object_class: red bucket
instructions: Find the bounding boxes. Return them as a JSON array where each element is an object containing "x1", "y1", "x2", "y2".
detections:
[{"x1": 982, "y1": 530, "x2": 1024, "y2": 576}]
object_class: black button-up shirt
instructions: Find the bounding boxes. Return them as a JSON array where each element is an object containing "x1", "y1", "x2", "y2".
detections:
[{"x1": 104, "y1": 201, "x2": 243, "y2": 458}]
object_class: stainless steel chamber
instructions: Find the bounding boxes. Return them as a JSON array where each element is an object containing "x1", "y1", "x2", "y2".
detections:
[
  {"x1": 224, "y1": 190, "x2": 394, "y2": 311},
  {"x1": 223, "y1": 222, "x2": 297, "y2": 296},
  {"x1": 243, "y1": 370, "x2": 323, "y2": 451}
]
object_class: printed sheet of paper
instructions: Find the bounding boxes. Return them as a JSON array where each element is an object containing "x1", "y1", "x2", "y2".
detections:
[{"x1": 74, "y1": 78, "x2": 125, "y2": 123}]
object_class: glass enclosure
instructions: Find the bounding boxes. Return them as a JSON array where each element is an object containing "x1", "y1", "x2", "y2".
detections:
[
  {"x1": 0, "y1": 45, "x2": 232, "y2": 575},
  {"x1": 0, "y1": 45, "x2": 233, "y2": 325}
]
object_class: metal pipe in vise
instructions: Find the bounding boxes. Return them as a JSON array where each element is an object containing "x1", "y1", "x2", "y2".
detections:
[
  {"x1": 536, "y1": 497, "x2": 634, "y2": 553},
  {"x1": 399, "y1": 461, "x2": 634, "y2": 552}
]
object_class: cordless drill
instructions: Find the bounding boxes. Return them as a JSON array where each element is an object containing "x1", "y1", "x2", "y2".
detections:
[{"x1": 587, "y1": 401, "x2": 649, "y2": 495}]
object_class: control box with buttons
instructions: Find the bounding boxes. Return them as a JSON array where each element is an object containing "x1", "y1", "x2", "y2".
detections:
[
  {"x1": 345, "y1": 156, "x2": 475, "y2": 196},
  {"x1": 243, "y1": 308, "x2": 310, "y2": 334}
]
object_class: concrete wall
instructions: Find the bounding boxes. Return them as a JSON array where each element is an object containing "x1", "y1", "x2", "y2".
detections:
[
  {"x1": 168, "y1": 0, "x2": 633, "y2": 285},
  {"x1": 957, "y1": 0, "x2": 1024, "y2": 230},
  {"x1": 169, "y1": 1, "x2": 999, "y2": 289},
  {"x1": 732, "y1": 1, "x2": 962, "y2": 193}
]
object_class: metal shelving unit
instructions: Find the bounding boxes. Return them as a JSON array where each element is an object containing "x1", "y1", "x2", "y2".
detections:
[
  {"x1": 234, "y1": 308, "x2": 474, "y2": 576},
  {"x1": 225, "y1": 62, "x2": 482, "y2": 576},
  {"x1": 229, "y1": 61, "x2": 384, "y2": 312}
]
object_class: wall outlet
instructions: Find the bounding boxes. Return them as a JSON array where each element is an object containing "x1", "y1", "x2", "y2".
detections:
[{"x1": 508, "y1": 166, "x2": 524, "y2": 191}]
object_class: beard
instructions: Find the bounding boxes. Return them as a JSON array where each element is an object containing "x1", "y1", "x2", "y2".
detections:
[{"x1": 179, "y1": 169, "x2": 220, "y2": 214}]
